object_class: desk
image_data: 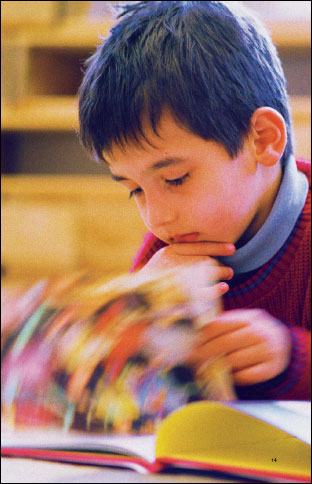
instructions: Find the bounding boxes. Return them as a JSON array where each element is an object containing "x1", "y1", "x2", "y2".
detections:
[{"x1": 2, "y1": 458, "x2": 241, "y2": 483}]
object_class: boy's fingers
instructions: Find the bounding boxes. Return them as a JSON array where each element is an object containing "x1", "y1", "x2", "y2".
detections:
[
  {"x1": 196, "y1": 328, "x2": 257, "y2": 355},
  {"x1": 211, "y1": 308, "x2": 265, "y2": 321},
  {"x1": 198, "y1": 309, "x2": 265, "y2": 339},
  {"x1": 199, "y1": 318, "x2": 249, "y2": 341},
  {"x1": 233, "y1": 362, "x2": 275, "y2": 386},
  {"x1": 202, "y1": 265, "x2": 234, "y2": 281},
  {"x1": 196, "y1": 282, "x2": 229, "y2": 301},
  {"x1": 226, "y1": 345, "x2": 265, "y2": 371},
  {"x1": 170, "y1": 242, "x2": 235, "y2": 257}
]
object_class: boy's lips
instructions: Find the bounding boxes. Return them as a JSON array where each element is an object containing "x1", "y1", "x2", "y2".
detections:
[{"x1": 170, "y1": 232, "x2": 200, "y2": 243}]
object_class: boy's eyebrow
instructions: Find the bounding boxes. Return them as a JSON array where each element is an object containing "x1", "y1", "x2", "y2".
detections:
[{"x1": 110, "y1": 157, "x2": 187, "y2": 181}]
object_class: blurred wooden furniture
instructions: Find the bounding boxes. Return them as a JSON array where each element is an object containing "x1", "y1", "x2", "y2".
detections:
[{"x1": 1, "y1": 175, "x2": 147, "y2": 283}]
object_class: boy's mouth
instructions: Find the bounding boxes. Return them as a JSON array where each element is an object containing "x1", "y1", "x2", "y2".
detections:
[{"x1": 169, "y1": 232, "x2": 200, "y2": 243}]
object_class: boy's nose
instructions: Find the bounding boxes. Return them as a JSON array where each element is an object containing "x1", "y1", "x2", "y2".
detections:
[{"x1": 145, "y1": 195, "x2": 177, "y2": 230}]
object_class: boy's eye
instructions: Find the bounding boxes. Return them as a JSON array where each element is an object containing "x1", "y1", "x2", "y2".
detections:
[
  {"x1": 128, "y1": 173, "x2": 190, "y2": 199},
  {"x1": 165, "y1": 173, "x2": 189, "y2": 186},
  {"x1": 129, "y1": 187, "x2": 143, "y2": 199}
]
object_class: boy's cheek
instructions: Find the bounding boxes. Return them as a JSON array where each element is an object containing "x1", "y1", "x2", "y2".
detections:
[{"x1": 194, "y1": 210, "x2": 243, "y2": 244}]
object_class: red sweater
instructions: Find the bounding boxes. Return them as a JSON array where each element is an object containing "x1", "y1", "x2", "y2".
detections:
[{"x1": 131, "y1": 159, "x2": 311, "y2": 401}]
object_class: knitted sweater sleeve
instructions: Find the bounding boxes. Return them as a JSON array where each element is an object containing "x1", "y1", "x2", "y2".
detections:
[
  {"x1": 130, "y1": 232, "x2": 167, "y2": 272},
  {"x1": 235, "y1": 261, "x2": 311, "y2": 401}
]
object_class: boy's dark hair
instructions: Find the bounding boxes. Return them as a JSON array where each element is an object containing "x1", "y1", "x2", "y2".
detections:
[{"x1": 78, "y1": 1, "x2": 293, "y2": 166}]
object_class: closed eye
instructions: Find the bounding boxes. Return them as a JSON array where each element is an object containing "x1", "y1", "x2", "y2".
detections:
[
  {"x1": 166, "y1": 173, "x2": 190, "y2": 186},
  {"x1": 129, "y1": 187, "x2": 143, "y2": 199},
  {"x1": 129, "y1": 173, "x2": 190, "y2": 199}
]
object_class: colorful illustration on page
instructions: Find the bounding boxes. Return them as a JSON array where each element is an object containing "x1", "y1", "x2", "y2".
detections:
[{"x1": 1, "y1": 265, "x2": 236, "y2": 435}]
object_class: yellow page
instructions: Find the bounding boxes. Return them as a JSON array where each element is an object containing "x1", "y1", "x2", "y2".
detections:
[{"x1": 155, "y1": 402, "x2": 311, "y2": 478}]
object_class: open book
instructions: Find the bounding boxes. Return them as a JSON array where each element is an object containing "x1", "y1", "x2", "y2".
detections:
[
  {"x1": 1, "y1": 266, "x2": 311, "y2": 481},
  {"x1": 2, "y1": 401, "x2": 311, "y2": 482}
]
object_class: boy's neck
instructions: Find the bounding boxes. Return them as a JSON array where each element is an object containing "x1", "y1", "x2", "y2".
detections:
[{"x1": 236, "y1": 164, "x2": 283, "y2": 248}]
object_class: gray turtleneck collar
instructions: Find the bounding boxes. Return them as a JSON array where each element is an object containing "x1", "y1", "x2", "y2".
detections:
[{"x1": 218, "y1": 155, "x2": 309, "y2": 274}]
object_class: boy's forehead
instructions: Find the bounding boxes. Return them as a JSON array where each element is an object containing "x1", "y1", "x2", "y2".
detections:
[
  {"x1": 104, "y1": 136, "x2": 160, "y2": 166},
  {"x1": 105, "y1": 141, "x2": 190, "y2": 176},
  {"x1": 104, "y1": 111, "x2": 201, "y2": 166}
]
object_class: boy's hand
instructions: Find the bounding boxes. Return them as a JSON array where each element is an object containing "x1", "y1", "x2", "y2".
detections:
[
  {"x1": 192, "y1": 309, "x2": 291, "y2": 385},
  {"x1": 140, "y1": 241, "x2": 235, "y2": 298}
]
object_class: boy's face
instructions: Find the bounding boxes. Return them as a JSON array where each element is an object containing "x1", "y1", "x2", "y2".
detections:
[{"x1": 105, "y1": 110, "x2": 278, "y2": 247}]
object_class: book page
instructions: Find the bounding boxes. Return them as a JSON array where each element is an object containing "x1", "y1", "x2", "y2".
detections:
[
  {"x1": 155, "y1": 401, "x2": 311, "y2": 480},
  {"x1": 2, "y1": 427, "x2": 156, "y2": 462},
  {"x1": 225, "y1": 401, "x2": 311, "y2": 445}
]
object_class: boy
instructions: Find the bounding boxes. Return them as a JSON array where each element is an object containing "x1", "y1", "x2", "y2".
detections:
[{"x1": 78, "y1": 1, "x2": 310, "y2": 400}]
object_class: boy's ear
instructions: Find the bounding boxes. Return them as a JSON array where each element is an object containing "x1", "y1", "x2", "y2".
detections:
[{"x1": 249, "y1": 107, "x2": 287, "y2": 166}]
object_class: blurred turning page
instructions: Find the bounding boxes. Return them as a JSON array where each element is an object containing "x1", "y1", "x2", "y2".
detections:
[{"x1": 1, "y1": 263, "x2": 235, "y2": 435}]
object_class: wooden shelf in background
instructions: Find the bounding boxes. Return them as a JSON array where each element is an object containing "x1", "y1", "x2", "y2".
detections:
[
  {"x1": 2, "y1": 18, "x2": 114, "y2": 48},
  {"x1": 1, "y1": 96, "x2": 79, "y2": 131},
  {"x1": 1, "y1": 175, "x2": 147, "y2": 281},
  {"x1": 2, "y1": 95, "x2": 310, "y2": 133},
  {"x1": 2, "y1": 18, "x2": 310, "y2": 49},
  {"x1": 289, "y1": 96, "x2": 311, "y2": 120},
  {"x1": 267, "y1": 21, "x2": 311, "y2": 48},
  {"x1": 1, "y1": 174, "x2": 127, "y2": 200}
]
